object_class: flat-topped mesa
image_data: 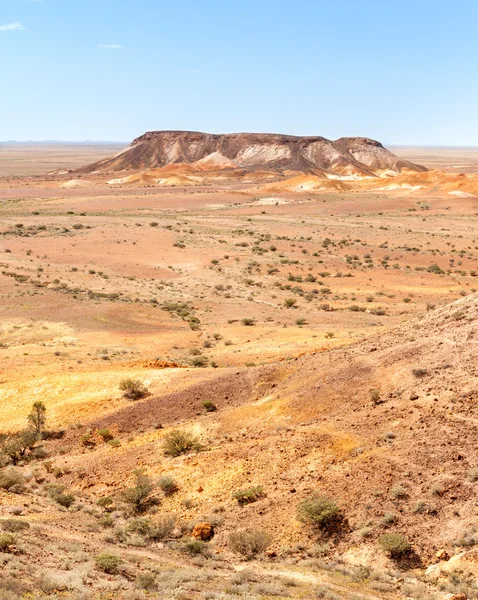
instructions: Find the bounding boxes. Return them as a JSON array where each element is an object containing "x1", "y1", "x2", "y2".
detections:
[{"x1": 80, "y1": 130, "x2": 427, "y2": 176}]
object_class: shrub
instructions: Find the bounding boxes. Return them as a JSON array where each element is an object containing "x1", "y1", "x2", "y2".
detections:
[
  {"x1": 1, "y1": 430, "x2": 39, "y2": 465},
  {"x1": 28, "y1": 401, "x2": 47, "y2": 436},
  {"x1": 97, "y1": 428, "x2": 114, "y2": 442},
  {"x1": 96, "y1": 496, "x2": 114, "y2": 511},
  {"x1": 369, "y1": 389, "x2": 381, "y2": 404},
  {"x1": 136, "y1": 572, "x2": 157, "y2": 591},
  {"x1": 149, "y1": 515, "x2": 176, "y2": 541},
  {"x1": 0, "y1": 468, "x2": 26, "y2": 493},
  {"x1": 163, "y1": 430, "x2": 200, "y2": 457},
  {"x1": 121, "y1": 471, "x2": 157, "y2": 514},
  {"x1": 119, "y1": 378, "x2": 149, "y2": 400},
  {"x1": 228, "y1": 529, "x2": 272, "y2": 559},
  {"x1": 0, "y1": 519, "x2": 29, "y2": 533},
  {"x1": 412, "y1": 368, "x2": 427, "y2": 378},
  {"x1": 241, "y1": 318, "x2": 256, "y2": 326},
  {"x1": 390, "y1": 485, "x2": 408, "y2": 500},
  {"x1": 467, "y1": 467, "x2": 478, "y2": 482},
  {"x1": 203, "y1": 400, "x2": 217, "y2": 412},
  {"x1": 179, "y1": 538, "x2": 209, "y2": 556},
  {"x1": 158, "y1": 475, "x2": 179, "y2": 496},
  {"x1": 95, "y1": 552, "x2": 122, "y2": 574},
  {"x1": 48, "y1": 485, "x2": 75, "y2": 508},
  {"x1": 0, "y1": 534, "x2": 15, "y2": 552},
  {"x1": 232, "y1": 486, "x2": 264, "y2": 506},
  {"x1": 284, "y1": 298, "x2": 297, "y2": 308},
  {"x1": 378, "y1": 533, "x2": 411, "y2": 558},
  {"x1": 190, "y1": 356, "x2": 208, "y2": 368},
  {"x1": 126, "y1": 517, "x2": 152, "y2": 536},
  {"x1": 296, "y1": 495, "x2": 342, "y2": 531}
]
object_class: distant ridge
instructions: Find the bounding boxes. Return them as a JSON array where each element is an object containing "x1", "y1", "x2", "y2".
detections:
[{"x1": 80, "y1": 130, "x2": 427, "y2": 176}]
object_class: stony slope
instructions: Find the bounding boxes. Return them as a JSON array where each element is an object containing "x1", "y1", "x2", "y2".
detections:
[
  {"x1": 37, "y1": 294, "x2": 478, "y2": 569},
  {"x1": 80, "y1": 131, "x2": 427, "y2": 176}
]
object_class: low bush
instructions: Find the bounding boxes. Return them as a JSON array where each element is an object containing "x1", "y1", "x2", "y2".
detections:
[
  {"x1": 378, "y1": 533, "x2": 411, "y2": 558},
  {"x1": 202, "y1": 400, "x2": 217, "y2": 412},
  {"x1": 0, "y1": 534, "x2": 15, "y2": 552},
  {"x1": 121, "y1": 471, "x2": 157, "y2": 514},
  {"x1": 296, "y1": 495, "x2": 343, "y2": 531},
  {"x1": 149, "y1": 515, "x2": 176, "y2": 541},
  {"x1": 95, "y1": 552, "x2": 122, "y2": 574},
  {"x1": 119, "y1": 378, "x2": 149, "y2": 400},
  {"x1": 0, "y1": 468, "x2": 26, "y2": 493},
  {"x1": 0, "y1": 519, "x2": 29, "y2": 533},
  {"x1": 179, "y1": 538, "x2": 209, "y2": 556},
  {"x1": 163, "y1": 430, "x2": 200, "y2": 457},
  {"x1": 232, "y1": 485, "x2": 264, "y2": 505},
  {"x1": 228, "y1": 529, "x2": 272, "y2": 559},
  {"x1": 158, "y1": 475, "x2": 179, "y2": 496}
]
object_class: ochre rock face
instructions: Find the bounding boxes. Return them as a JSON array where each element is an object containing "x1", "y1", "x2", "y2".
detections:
[
  {"x1": 192, "y1": 522, "x2": 214, "y2": 541},
  {"x1": 80, "y1": 130, "x2": 426, "y2": 175}
]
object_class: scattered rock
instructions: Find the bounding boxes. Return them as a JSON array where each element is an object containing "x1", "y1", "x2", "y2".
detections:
[{"x1": 192, "y1": 522, "x2": 214, "y2": 541}]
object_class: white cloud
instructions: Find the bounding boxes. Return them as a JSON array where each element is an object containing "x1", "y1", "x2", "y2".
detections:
[
  {"x1": 98, "y1": 44, "x2": 122, "y2": 49},
  {"x1": 0, "y1": 22, "x2": 25, "y2": 31}
]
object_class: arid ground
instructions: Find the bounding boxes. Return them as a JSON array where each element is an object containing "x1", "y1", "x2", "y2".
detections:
[{"x1": 0, "y1": 144, "x2": 477, "y2": 600}]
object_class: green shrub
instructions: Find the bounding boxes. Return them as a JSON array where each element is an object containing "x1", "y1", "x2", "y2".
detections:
[
  {"x1": 158, "y1": 475, "x2": 179, "y2": 496},
  {"x1": 95, "y1": 552, "x2": 122, "y2": 574},
  {"x1": 97, "y1": 428, "x2": 114, "y2": 442},
  {"x1": 296, "y1": 495, "x2": 342, "y2": 531},
  {"x1": 119, "y1": 378, "x2": 149, "y2": 400},
  {"x1": 0, "y1": 534, "x2": 15, "y2": 552},
  {"x1": 1, "y1": 431, "x2": 39, "y2": 465},
  {"x1": 228, "y1": 529, "x2": 272, "y2": 559},
  {"x1": 232, "y1": 486, "x2": 264, "y2": 506},
  {"x1": 241, "y1": 318, "x2": 256, "y2": 326},
  {"x1": 96, "y1": 496, "x2": 114, "y2": 510},
  {"x1": 163, "y1": 430, "x2": 200, "y2": 457},
  {"x1": 378, "y1": 533, "x2": 411, "y2": 558},
  {"x1": 0, "y1": 468, "x2": 26, "y2": 493},
  {"x1": 179, "y1": 538, "x2": 209, "y2": 556},
  {"x1": 202, "y1": 400, "x2": 217, "y2": 412},
  {"x1": 126, "y1": 517, "x2": 152, "y2": 536},
  {"x1": 120, "y1": 471, "x2": 157, "y2": 514}
]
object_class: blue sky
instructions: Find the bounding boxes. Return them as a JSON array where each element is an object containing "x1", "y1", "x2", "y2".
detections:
[{"x1": 1, "y1": 0, "x2": 477, "y2": 144}]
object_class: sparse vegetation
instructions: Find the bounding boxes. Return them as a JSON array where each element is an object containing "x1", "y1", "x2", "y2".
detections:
[
  {"x1": 94, "y1": 552, "x2": 122, "y2": 574},
  {"x1": 163, "y1": 429, "x2": 200, "y2": 457},
  {"x1": 296, "y1": 495, "x2": 343, "y2": 531},
  {"x1": 228, "y1": 529, "x2": 272, "y2": 559},
  {"x1": 378, "y1": 533, "x2": 411, "y2": 558},
  {"x1": 232, "y1": 485, "x2": 264, "y2": 505},
  {"x1": 119, "y1": 377, "x2": 149, "y2": 400},
  {"x1": 120, "y1": 470, "x2": 158, "y2": 514}
]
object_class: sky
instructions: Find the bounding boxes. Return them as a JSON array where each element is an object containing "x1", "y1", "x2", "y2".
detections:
[{"x1": 1, "y1": 0, "x2": 477, "y2": 145}]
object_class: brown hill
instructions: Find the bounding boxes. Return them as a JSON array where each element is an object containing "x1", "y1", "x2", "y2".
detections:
[
  {"x1": 41, "y1": 293, "x2": 478, "y2": 570},
  {"x1": 80, "y1": 131, "x2": 427, "y2": 177}
]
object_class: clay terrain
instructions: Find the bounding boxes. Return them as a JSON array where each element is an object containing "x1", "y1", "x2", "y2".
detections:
[{"x1": 0, "y1": 134, "x2": 477, "y2": 600}]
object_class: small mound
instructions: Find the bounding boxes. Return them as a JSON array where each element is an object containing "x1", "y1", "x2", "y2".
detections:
[
  {"x1": 263, "y1": 174, "x2": 349, "y2": 193},
  {"x1": 60, "y1": 179, "x2": 94, "y2": 188},
  {"x1": 193, "y1": 152, "x2": 239, "y2": 170}
]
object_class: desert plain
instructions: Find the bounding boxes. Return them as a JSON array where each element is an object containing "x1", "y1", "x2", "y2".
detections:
[{"x1": 0, "y1": 140, "x2": 477, "y2": 600}]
